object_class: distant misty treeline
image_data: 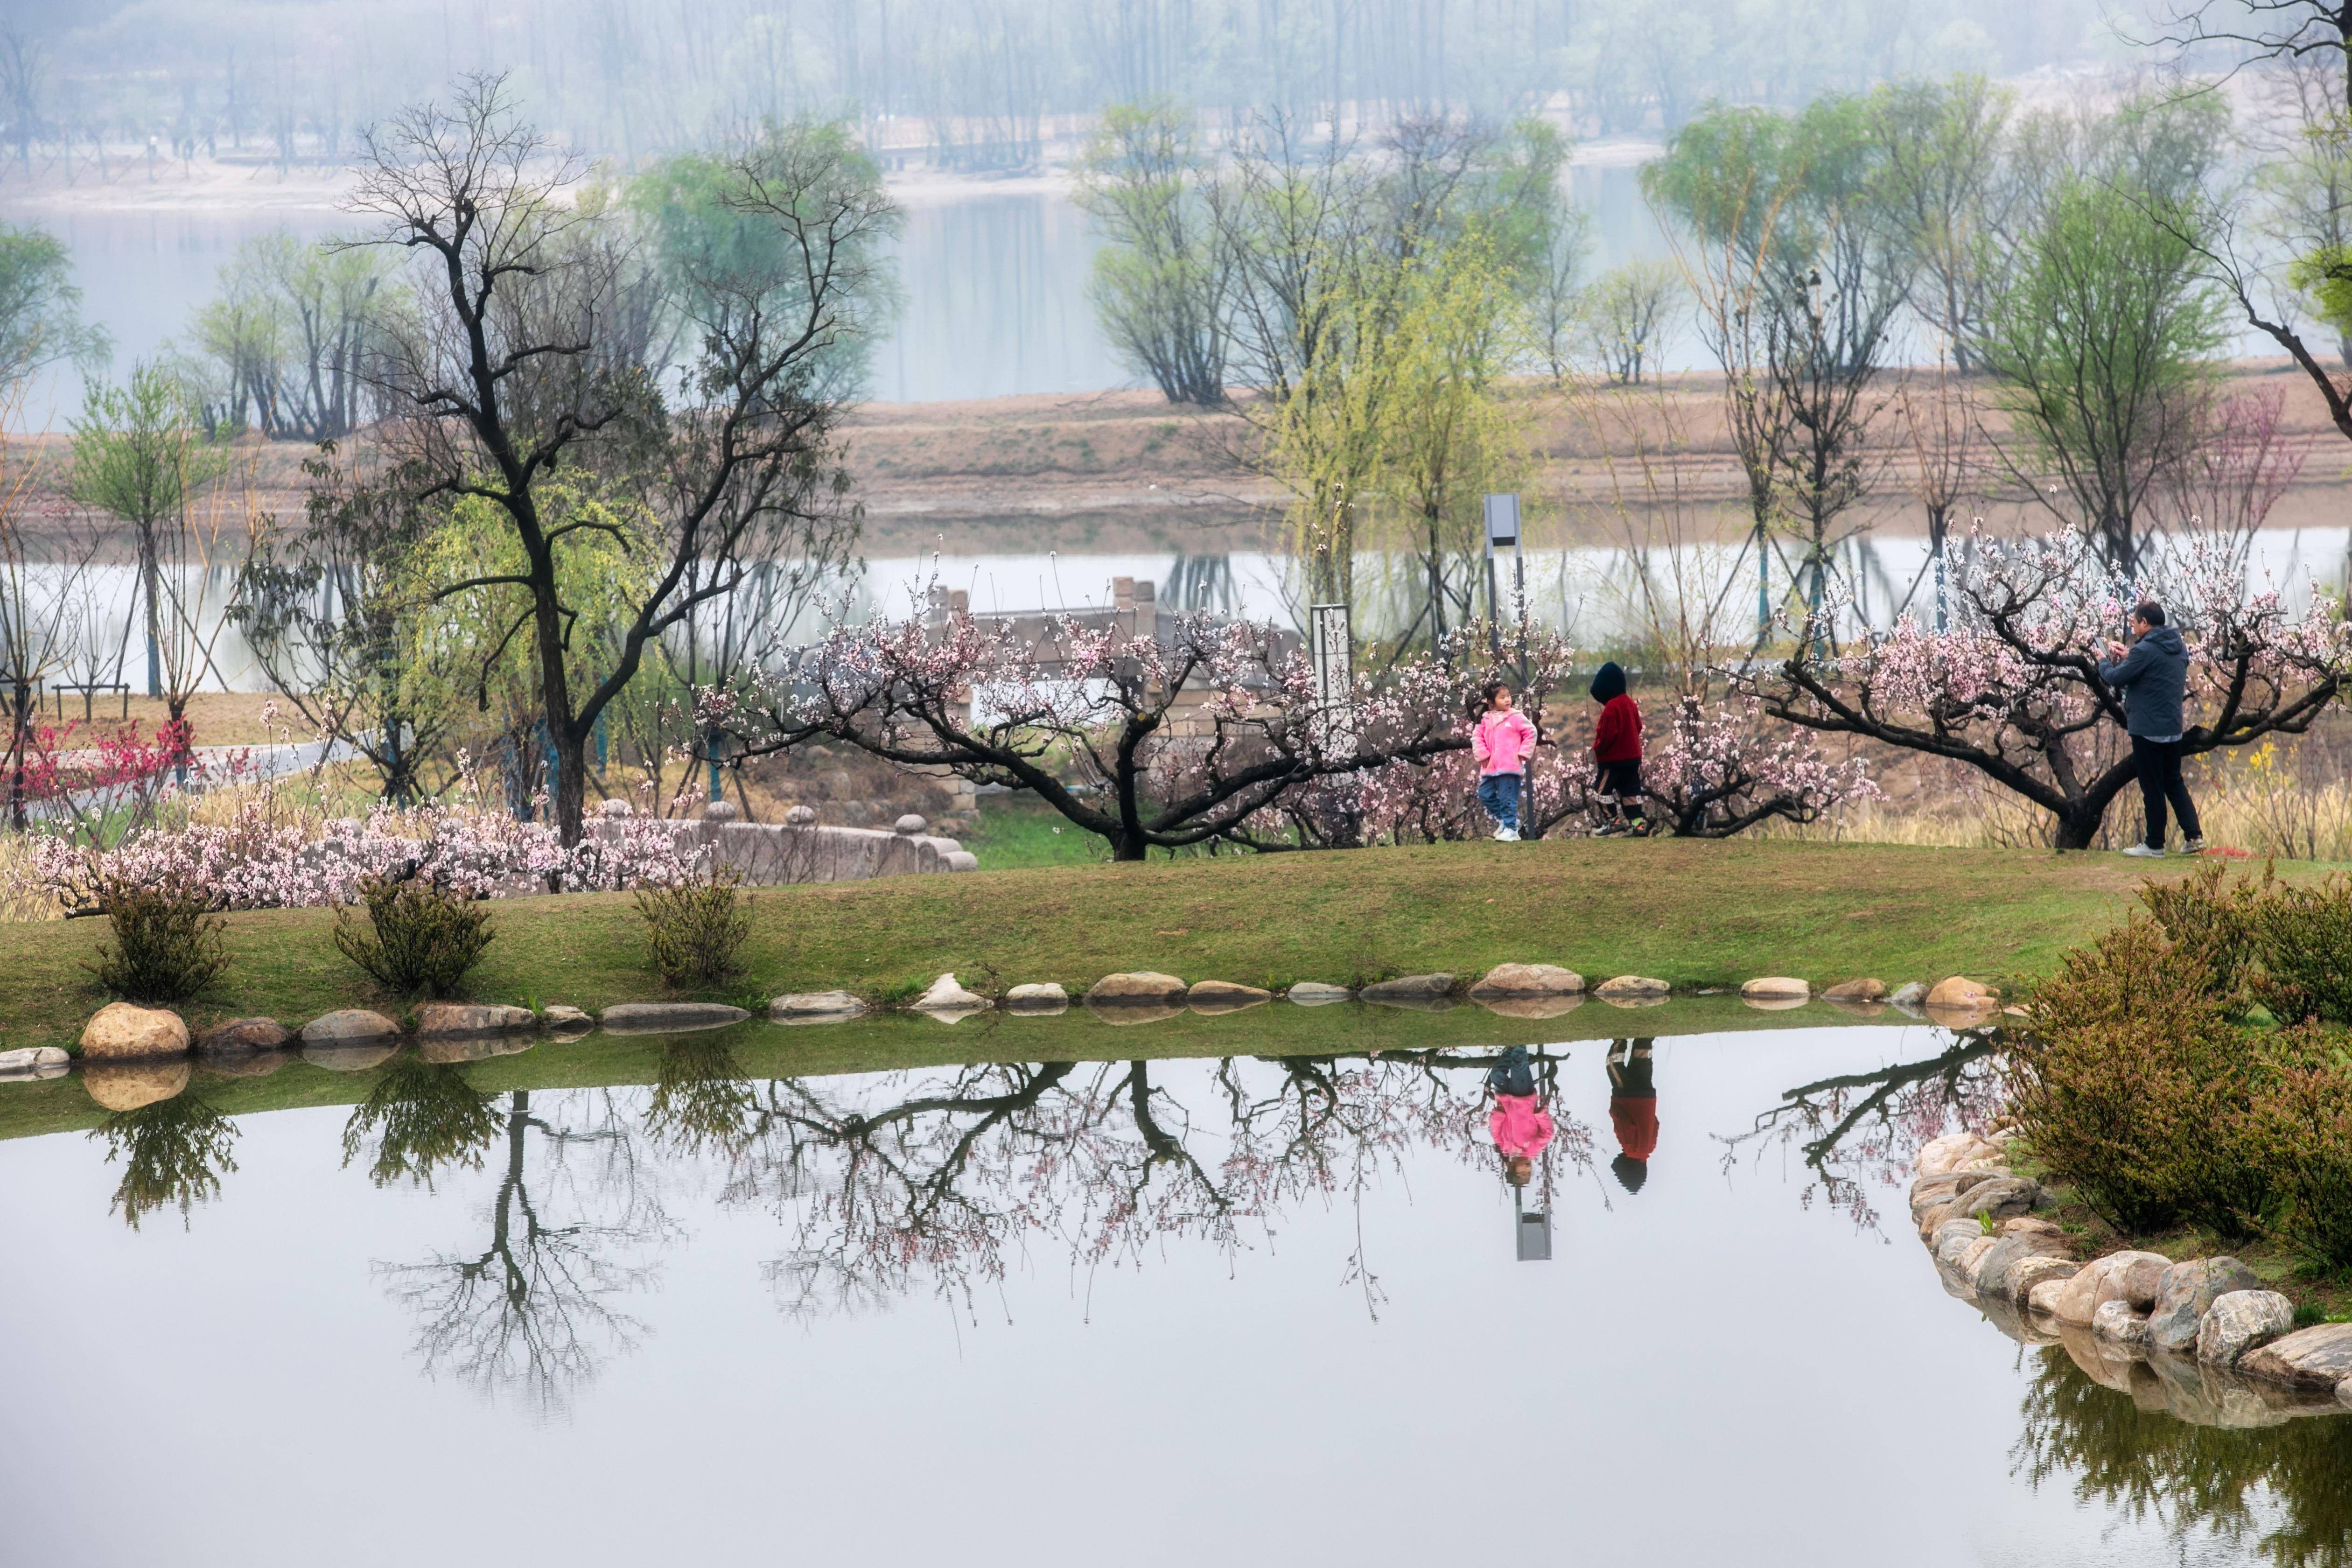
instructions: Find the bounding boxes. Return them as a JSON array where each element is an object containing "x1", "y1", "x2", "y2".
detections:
[{"x1": 2, "y1": 0, "x2": 2122, "y2": 168}]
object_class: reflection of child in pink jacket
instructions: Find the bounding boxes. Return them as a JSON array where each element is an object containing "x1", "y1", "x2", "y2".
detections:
[{"x1": 1490, "y1": 1094, "x2": 1554, "y2": 1188}]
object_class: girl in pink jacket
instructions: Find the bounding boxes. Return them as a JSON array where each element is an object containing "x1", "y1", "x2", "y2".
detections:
[{"x1": 1470, "y1": 682, "x2": 1539, "y2": 841}]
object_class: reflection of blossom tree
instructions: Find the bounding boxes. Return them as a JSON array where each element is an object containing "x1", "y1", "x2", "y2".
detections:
[
  {"x1": 1715, "y1": 1030, "x2": 2002, "y2": 1232},
  {"x1": 378, "y1": 1088, "x2": 674, "y2": 1414},
  {"x1": 92, "y1": 1097, "x2": 239, "y2": 1231},
  {"x1": 2013, "y1": 1346, "x2": 2352, "y2": 1568},
  {"x1": 340, "y1": 1056, "x2": 503, "y2": 1188},
  {"x1": 733, "y1": 1050, "x2": 1594, "y2": 1322}
]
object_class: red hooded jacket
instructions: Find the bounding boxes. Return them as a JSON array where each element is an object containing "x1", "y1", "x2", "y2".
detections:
[{"x1": 1593, "y1": 694, "x2": 1642, "y2": 763}]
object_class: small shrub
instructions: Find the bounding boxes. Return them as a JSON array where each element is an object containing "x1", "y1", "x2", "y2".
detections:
[
  {"x1": 87, "y1": 874, "x2": 229, "y2": 1003},
  {"x1": 2247, "y1": 876, "x2": 2352, "y2": 1026},
  {"x1": 2005, "y1": 917, "x2": 2268, "y2": 1235},
  {"x1": 2242, "y1": 1043, "x2": 2352, "y2": 1274},
  {"x1": 334, "y1": 872, "x2": 496, "y2": 998},
  {"x1": 635, "y1": 866, "x2": 753, "y2": 988}
]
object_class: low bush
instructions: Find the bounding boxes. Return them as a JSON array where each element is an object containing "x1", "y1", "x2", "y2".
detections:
[
  {"x1": 2246, "y1": 878, "x2": 2352, "y2": 1026},
  {"x1": 2015, "y1": 864, "x2": 2352, "y2": 1269},
  {"x1": 86, "y1": 874, "x2": 229, "y2": 1003},
  {"x1": 635, "y1": 866, "x2": 753, "y2": 988},
  {"x1": 2006, "y1": 918, "x2": 2268, "y2": 1235},
  {"x1": 2243, "y1": 1044, "x2": 2352, "y2": 1274},
  {"x1": 333, "y1": 872, "x2": 496, "y2": 998}
]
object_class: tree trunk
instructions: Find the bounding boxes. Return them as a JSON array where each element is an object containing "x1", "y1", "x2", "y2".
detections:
[{"x1": 2051, "y1": 803, "x2": 2108, "y2": 852}]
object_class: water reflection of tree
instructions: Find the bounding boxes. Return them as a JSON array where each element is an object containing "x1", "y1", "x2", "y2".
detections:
[
  {"x1": 341, "y1": 1056, "x2": 504, "y2": 1188},
  {"x1": 644, "y1": 1036, "x2": 758, "y2": 1159},
  {"x1": 92, "y1": 1097, "x2": 239, "y2": 1231},
  {"x1": 1715, "y1": 1030, "x2": 2003, "y2": 1231},
  {"x1": 2014, "y1": 1348, "x2": 2352, "y2": 1568},
  {"x1": 728, "y1": 1050, "x2": 1592, "y2": 1322},
  {"x1": 378, "y1": 1088, "x2": 674, "y2": 1414}
]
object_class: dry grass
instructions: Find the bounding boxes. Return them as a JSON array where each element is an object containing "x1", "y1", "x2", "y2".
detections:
[{"x1": 1773, "y1": 737, "x2": 2352, "y2": 862}]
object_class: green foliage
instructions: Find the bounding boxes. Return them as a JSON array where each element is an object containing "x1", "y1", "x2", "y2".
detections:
[
  {"x1": 635, "y1": 865, "x2": 754, "y2": 987},
  {"x1": 69, "y1": 361, "x2": 228, "y2": 531},
  {"x1": 2020, "y1": 865, "x2": 2352, "y2": 1269},
  {"x1": 645, "y1": 1036, "x2": 757, "y2": 1155},
  {"x1": 2242, "y1": 1045, "x2": 2352, "y2": 1274},
  {"x1": 334, "y1": 874, "x2": 497, "y2": 999},
  {"x1": 87, "y1": 874, "x2": 229, "y2": 1003},
  {"x1": 2248, "y1": 875, "x2": 2352, "y2": 1027},
  {"x1": 92, "y1": 1097, "x2": 239, "y2": 1231},
  {"x1": 0, "y1": 220, "x2": 106, "y2": 384},
  {"x1": 626, "y1": 119, "x2": 899, "y2": 399},
  {"x1": 183, "y1": 229, "x2": 407, "y2": 440},
  {"x1": 1972, "y1": 101, "x2": 2230, "y2": 570},
  {"x1": 340, "y1": 1055, "x2": 504, "y2": 1188},
  {"x1": 2014, "y1": 1345, "x2": 2352, "y2": 1566},
  {"x1": 1074, "y1": 98, "x2": 1228, "y2": 405},
  {"x1": 2007, "y1": 917, "x2": 2268, "y2": 1234}
]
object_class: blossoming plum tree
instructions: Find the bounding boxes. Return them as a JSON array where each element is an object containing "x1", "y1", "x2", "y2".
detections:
[
  {"x1": 1743, "y1": 529, "x2": 2352, "y2": 849},
  {"x1": 705, "y1": 609, "x2": 1580, "y2": 860}
]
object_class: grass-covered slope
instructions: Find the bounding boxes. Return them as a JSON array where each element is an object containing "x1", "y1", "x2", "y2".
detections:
[{"x1": 0, "y1": 838, "x2": 2227, "y2": 1056}]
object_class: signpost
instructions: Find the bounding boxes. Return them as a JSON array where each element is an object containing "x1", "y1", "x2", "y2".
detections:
[
  {"x1": 1309, "y1": 602, "x2": 1354, "y2": 753},
  {"x1": 1483, "y1": 492, "x2": 1525, "y2": 670}
]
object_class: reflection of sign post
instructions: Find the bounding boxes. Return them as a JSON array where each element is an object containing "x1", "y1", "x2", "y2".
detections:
[
  {"x1": 1309, "y1": 602, "x2": 1355, "y2": 754},
  {"x1": 1514, "y1": 1186, "x2": 1552, "y2": 1261}
]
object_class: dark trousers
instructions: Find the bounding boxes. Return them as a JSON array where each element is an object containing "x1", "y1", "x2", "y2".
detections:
[
  {"x1": 2131, "y1": 736, "x2": 2201, "y2": 848},
  {"x1": 1595, "y1": 758, "x2": 1644, "y2": 820}
]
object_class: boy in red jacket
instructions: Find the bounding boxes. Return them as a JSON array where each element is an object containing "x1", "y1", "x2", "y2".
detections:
[{"x1": 1589, "y1": 660, "x2": 1645, "y2": 836}]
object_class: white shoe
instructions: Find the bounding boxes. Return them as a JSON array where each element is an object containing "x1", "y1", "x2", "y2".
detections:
[
  {"x1": 1495, "y1": 827, "x2": 1520, "y2": 842},
  {"x1": 2121, "y1": 843, "x2": 2166, "y2": 858},
  {"x1": 2183, "y1": 837, "x2": 2206, "y2": 854}
]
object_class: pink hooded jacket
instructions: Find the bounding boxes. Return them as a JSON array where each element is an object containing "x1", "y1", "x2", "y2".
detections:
[
  {"x1": 1490, "y1": 1095, "x2": 1555, "y2": 1159},
  {"x1": 1471, "y1": 709, "x2": 1538, "y2": 777}
]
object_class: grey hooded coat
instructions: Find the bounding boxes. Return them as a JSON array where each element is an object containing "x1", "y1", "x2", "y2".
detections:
[{"x1": 2097, "y1": 625, "x2": 2190, "y2": 739}]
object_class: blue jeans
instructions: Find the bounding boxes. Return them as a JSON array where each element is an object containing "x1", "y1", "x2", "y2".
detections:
[{"x1": 1477, "y1": 771, "x2": 1522, "y2": 833}]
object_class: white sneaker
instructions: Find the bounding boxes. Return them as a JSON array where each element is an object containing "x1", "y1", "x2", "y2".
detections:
[
  {"x1": 2121, "y1": 843, "x2": 2166, "y2": 858},
  {"x1": 1495, "y1": 827, "x2": 1520, "y2": 842},
  {"x1": 2183, "y1": 837, "x2": 2206, "y2": 854}
]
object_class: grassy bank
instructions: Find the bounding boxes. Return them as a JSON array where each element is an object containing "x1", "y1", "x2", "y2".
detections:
[{"x1": 0, "y1": 838, "x2": 2257, "y2": 1055}]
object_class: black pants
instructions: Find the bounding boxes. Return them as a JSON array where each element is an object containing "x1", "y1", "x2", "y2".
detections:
[
  {"x1": 1595, "y1": 758, "x2": 1644, "y2": 820},
  {"x1": 2131, "y1": 736, "x2": 2200, "y2": 848}
]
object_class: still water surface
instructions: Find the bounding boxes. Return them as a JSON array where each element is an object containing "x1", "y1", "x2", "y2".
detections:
[{"x1": 1, "y1": 1012, "x2": 2343, "y2": 1565}]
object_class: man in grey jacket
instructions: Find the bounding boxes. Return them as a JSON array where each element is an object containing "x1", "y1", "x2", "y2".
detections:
[{"x1": 2099, "y1": 600, "x2": 2203, "y2": 858}]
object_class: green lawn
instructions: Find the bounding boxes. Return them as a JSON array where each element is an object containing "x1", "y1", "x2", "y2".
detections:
[{"x1": 0, "y1": 837, "x2": 2245, "y2": 1057}]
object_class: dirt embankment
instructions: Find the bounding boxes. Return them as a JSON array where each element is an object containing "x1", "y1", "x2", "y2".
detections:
[{"x1": 12, "y1": 358, "x2": 2350, "y2": 557}]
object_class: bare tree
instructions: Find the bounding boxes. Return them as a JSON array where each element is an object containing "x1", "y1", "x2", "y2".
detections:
[{"x1": 348, "y1": 76, "x2": 891, "y2": 844}]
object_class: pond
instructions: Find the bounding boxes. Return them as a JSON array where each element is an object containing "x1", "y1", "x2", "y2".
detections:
[{"x1": 0, "y1": 1006, "x2": 2345, "y2": 1566}]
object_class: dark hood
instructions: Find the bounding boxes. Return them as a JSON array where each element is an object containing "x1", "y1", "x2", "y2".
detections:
[
  {"x1": 1610, "y1": 1154, "x2": 1648, "y2": 1194},
  {"x1": 1590, "y1": 661, "x2": 1627, "y2": 703},
  {"x1": 2141, "y1": 625, "x2": 2186, "y2": 658}
]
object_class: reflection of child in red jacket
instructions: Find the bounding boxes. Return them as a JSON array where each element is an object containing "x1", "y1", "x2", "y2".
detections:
[
  {"x1": 1486, "y1": 1044, "x2": 1554, "y2": 1187},
  {"x1": 1607, "y1": 1038, "x2": 1656, "y2": 1193}
]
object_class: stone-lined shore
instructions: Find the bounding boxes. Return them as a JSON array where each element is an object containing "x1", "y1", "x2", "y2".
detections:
[
  {"x1": 0, "y1": 969, "x2": 2022, "y2": 1111},
  {"x1": 1911, "y1": 1132, "x2": 2352, "y2": 1423}
]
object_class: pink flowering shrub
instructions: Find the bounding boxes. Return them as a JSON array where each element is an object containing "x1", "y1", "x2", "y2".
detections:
[{"x1": 19, "y1": 770, "x2": 700, "y2": 917}]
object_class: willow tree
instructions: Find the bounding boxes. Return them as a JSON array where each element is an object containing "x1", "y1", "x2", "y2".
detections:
[{"x1": 1072, "y1": 98, "x2": 1228, "y2": 405}]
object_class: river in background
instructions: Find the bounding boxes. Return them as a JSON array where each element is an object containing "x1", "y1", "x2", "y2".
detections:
[
  {"x1": 34, "y1": 526, "x2": 2352, "y2": 707},
  {"x1": 1, "y1": 160, "x2": 1674, "y2": 429}
]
